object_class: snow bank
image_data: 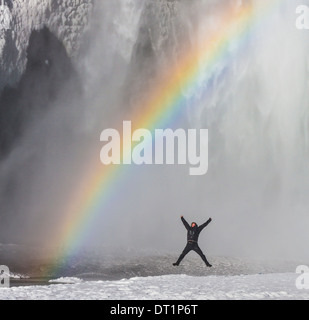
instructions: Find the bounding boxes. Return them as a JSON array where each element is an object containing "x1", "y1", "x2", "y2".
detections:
[
  {"x1": 49, "y1": 277, "x2": 83, "y2": 284},
  {"x1": 1, "y1": 271, "x2": 29, "y2": 279},
  {"x1": 1, "y1": 273, "x2": 309, "y2": 300},
  {"x1": 9, "y1": 273, "x2": 30, "y2": 279}
]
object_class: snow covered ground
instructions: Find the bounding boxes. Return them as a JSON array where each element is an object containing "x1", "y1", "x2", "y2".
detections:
[
  {"x1": 1, "y1": 273, "x2": 309, "y2": 300},
  {"x1": 1, "y1": 244, "x2": 308, "y2": 299}
]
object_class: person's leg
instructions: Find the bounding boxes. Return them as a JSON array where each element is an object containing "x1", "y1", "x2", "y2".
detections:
[
  {"x1": 173, "y1": 243, "x2": 192, "y2": 266},
  {"x1": 193, "y1": 244, "x2": 212, "y2": 267}
]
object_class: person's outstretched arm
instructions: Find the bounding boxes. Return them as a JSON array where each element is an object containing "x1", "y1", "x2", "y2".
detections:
[
  {"x1": 181, "y1": 216, "x2": 190, "y2": 230},
  {"x1": 198, "y1": 218, "x2": 212, "y2": 232}
]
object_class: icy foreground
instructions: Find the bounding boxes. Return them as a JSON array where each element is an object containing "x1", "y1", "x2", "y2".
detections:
[{"x1": 1, "y1": 273, "x2": 309, "y2": 300}]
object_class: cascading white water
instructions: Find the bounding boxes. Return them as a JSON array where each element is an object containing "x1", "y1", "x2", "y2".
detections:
[
  {"x1": 192, "y1": 0, "x2": 309, "y2": 259},
  {"x1": 95, "y1": 0, "x2": 309, "y2": 260}
]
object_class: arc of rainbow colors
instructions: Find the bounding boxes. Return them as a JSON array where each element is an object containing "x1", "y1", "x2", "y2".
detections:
[{"x1": 45, "y1": 0, "x2": 282, "y2": 276}]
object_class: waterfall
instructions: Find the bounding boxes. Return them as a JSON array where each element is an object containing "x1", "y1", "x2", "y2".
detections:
[{"x1": 0, "y1": 0, "x2": 309, "y2": 262}]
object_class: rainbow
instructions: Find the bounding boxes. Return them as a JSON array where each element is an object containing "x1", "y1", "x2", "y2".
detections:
[{"x1": 45, "y1": 0, "x2": 282, "y2": 276}]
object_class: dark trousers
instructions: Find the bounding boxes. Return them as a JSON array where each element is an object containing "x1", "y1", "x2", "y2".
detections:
[{"x1": 175, "y1": 242, "x2": 210, "y2": 265}]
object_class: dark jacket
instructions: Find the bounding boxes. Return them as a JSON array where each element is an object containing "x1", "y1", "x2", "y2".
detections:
[{"x1": 181, "y1": 216, "x2": 211, "y2": 243}]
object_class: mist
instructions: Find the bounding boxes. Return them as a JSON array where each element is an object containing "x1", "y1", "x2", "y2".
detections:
[{"x1": 1, "y1": 0, "x2": 309, "y2": 266}]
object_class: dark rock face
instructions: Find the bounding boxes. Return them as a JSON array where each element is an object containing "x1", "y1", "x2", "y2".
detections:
[
  {"x1": 0, "y1": 26, "x2": 80, "y2": 156},
  {"x1": 124, "y1": 0, "x2": 194, "y2": 107},
  {"x1": 0, "y1": 0, "x2": 93, "y2": 90}
]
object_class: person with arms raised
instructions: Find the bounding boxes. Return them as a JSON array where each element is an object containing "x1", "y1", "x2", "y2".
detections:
[{"x1": 173, "y1": 216, "x2": 212, "y2": 267}]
